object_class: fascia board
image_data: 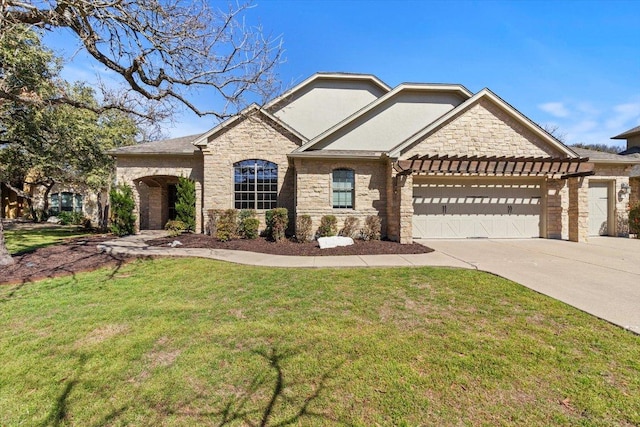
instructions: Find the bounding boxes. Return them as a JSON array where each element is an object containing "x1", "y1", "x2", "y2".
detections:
[
  {"x1": 294, "y1": 83, "x2": 474, "y2": 154},
  {"x1": 264, "y1": 72, "x2": 392, "y2": 111},
  {"x1": 388, "y1": 88, "x2": 579, "y2": 159},
  {"x1": 287, "y1": 152, "x2": 384, "y2": 160}
]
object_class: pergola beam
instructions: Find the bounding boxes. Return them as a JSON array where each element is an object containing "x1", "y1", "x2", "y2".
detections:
[{"x1": 394, "y1": 155, "x2": 595, "y2": 177}]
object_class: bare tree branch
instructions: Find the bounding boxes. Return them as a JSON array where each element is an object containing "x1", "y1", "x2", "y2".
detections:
[{"x1": 1, "y1": 0, "x2": 284, "y2": 120}]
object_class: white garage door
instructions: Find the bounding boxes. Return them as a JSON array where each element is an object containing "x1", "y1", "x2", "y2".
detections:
[
  {"x1": 588, "y1": 182, "x2": 609, "y2": 236},
  {"x1": 413, "y1": 179, "x2": 542, "y2": 238}
]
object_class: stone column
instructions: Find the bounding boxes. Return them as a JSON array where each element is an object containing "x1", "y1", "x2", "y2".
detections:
[
  {"x1": 568, "y1": 177, "x2": 588, "y2": 242},
  {"x1": 132, "y1": 181, "x2": 141, "y2": 233},
  {"x1": 398, "y1": 174, "x2": 414, "y2": 244},
  {"x1": 148, "y1": 186, "x2": 162, "y2": 230},
  {"x1": 195, "y1": 179, "x2": 203, "y2": 233},
  {"x1": 546, "y1": 179, "x2": 565, "y2": 239}
]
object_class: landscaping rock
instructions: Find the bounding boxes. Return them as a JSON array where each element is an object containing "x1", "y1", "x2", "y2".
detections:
[{"x1": 318, "y1": 236, "x2": 354, "y2": 249}]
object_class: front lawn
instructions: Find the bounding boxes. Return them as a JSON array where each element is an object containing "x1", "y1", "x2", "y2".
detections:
[
  {"x1": 1, "y1": 258, "x2": 638, "y2": 425},
  {"x1": 4, "y1": 224, "x2": 91, "y2": 254}
]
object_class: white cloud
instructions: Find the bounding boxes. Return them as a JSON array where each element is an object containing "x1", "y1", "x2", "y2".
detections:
[
  {"x1": 539, "y1": 102, "x2": 570, "y2": 118},
  {"x1": 604, "y1": 102, "x2": 640, "y2": 131}
]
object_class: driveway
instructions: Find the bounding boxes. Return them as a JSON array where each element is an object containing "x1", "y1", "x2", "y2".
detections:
[{"x1": 417, "y1": 237, "x2": 640, "y2": 334}]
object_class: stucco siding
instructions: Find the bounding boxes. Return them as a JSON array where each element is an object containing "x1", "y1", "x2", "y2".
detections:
[
  {"x1": 271, "y1": 79, "x2": 386, "y2": 139},
  {"x1": 314, "y1": 91, "x2": 464, "y2": 152},
  {"x1": 402, "y1": 98, "x2": 564, "y2": 159}
]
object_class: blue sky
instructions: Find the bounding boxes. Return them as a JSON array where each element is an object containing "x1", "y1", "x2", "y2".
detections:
[{"x1": 44, "y1": 0, "x2": 640, "y2": 147}]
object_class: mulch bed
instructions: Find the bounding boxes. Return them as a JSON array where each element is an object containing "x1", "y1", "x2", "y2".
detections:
[
  {"x1": 147, "y1": 234, "x2": 433, "y2": 257},
  {"x1": 1, "y1": 233, "x2": 432, "y2": 287},
  {"x1": 1, "y1": 236, "x2": 141, "y2": 286}
]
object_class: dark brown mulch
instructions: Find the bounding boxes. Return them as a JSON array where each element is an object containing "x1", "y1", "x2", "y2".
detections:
[
  {"x1": 147, "y1": 234, "x2": 433, "y2": 256},
  {"x1": 1, "y1": 236, "x2": 142, "y2": 286}
]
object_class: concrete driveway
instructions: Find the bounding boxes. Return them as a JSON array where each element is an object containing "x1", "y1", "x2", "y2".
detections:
[{"x1": 417, "y1": 237, "x2": 640, "y2": 334}]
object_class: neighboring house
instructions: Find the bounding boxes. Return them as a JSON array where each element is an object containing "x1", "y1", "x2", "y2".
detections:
[
  {"x1": 612, "y1": 126, "x2": 640, "y2": 208},
  {"x1": 111, "y1": 72, "x2": 640, "y2": 243}
]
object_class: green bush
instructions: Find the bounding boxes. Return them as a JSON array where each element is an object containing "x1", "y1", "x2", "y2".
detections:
[
  {"x1": 629, "y1": 203, "x2": 640, "y2": 238},
  {"x1": 362, "y1": 215, "x2": 381, "y2": 241},
  {"x1": 164, "y1": 219, "x2": 186, "y2": 237},
  {"x1": 238, "y1": 209, "x2": 259, "y2": 239},
  {"x1": 109, "y1": 184, "x2": 136, "y2": 236},
  {"x1": 57, "y1": 211, "x2": 85, "y2": 226},
  {"x1": 317, "y1": 215, "x2": 337, "y2": 238},
  {"x1": 340, "y1": 216, "x2": 360, "y2": 238},
  {"x1": 175, "y1": 177, "x2": 196, "y2": 232},
  {"x1": 296, "y1": 214, "x2": 313, "y2": 243},
  {"x1": 265, "y1": 208, "x2": 288, "y2": 242},
  {"x1": 215, "y1": 209, "x2": 238, "y2": 242}
]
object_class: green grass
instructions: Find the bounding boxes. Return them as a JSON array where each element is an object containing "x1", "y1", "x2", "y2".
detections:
[
  {"x1": 1, "y1": 258, "x2": 638, "y2": 426},
  {"x1": 4, "y1": 225, "x2": 91, "y2": 254}
]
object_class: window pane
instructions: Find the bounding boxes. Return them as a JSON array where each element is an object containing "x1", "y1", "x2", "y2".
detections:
[
  {"x1": 332, "y1": 169, "x2": 354, "y2": 208},
  {"x1": 233, "y1": 159, "x2": 278, "y2": 210}
]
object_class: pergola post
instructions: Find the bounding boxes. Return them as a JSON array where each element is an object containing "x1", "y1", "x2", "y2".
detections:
[{"x1": 568, "y1": 177, "x2": 589, "y2": 242}]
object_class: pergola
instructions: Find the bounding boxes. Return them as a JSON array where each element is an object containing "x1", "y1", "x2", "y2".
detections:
[{"x1": 394, "y1": 155, "x2": 595, "y2": 178}]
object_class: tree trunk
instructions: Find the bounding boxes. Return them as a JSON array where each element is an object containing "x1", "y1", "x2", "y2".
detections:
[{"x1": 0, "y1": 215, "x2": 15, "y2": 266}]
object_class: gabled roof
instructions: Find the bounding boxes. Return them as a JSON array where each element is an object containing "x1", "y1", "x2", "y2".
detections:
[
  {"x1": 109, "y1": 134, "x2": 202, "y2": 156},
  {"x1": 573, "y1": 147, "x2": 640, "y2": 163},
  {"x1": 264, "y1": 72, "x2": 392, "y2": 111},
  {"x1": 612, "y1": 125, "x2": 640, "y2": 140},
  {"x1": 388, "y1": 88, "x2": 579, "y2": 159},
  {"x1": 620, "y1": 146, "x2": 640, "y2": 156},
  {"x1": 192, "y1": 104, "x2": 307, "y2": 147},
  {"x1": 294, "y1": 82, "x2": 473, "y2": 153}
]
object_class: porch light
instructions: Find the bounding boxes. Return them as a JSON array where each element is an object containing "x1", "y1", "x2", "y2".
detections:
[{"x1": 620, "y1": 182, "x2": 630, "y2": 195}]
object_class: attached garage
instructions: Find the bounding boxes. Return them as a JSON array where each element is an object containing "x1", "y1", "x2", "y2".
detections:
[{"x1": 412, "y1": 178, "x2": 542, "y2": 238}]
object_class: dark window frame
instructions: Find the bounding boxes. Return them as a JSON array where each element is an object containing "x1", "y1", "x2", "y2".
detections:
[{"x1": 233, "y1": 159, "x2": 278, "y2": 210}]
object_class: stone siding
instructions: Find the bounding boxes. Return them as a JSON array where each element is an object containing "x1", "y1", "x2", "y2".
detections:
[
  {"x1": 545, "y1": 178, "x2": 568, "y2": 239},
  {"x1": 116, "y1": 153, "x2": 203, "y2": 232},
  {"x1": 201, "y1": 114, "x2": 300, "y2": 231},
  {"x1": 294, "y1": 158, "x2": 389, "y2": 238},
  {"x1": 403, "y1": 98, "x2": 562, "y2": 158}
]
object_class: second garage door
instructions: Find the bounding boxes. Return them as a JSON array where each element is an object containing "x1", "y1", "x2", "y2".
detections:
[{"x1": 413, "y1": 178, "x2": 542, "y2": 238}]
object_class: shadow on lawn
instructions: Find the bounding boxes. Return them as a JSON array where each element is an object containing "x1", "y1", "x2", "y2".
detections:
[
  {"x1": 1, "y1": 238, "x2": 145, "y2": 303},
  {"x1": 176, "y1": 346, "x2": 344, "y2": 426}
]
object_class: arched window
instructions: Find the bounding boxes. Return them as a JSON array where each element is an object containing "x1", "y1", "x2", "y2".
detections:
[
  {"x1": 234, "y1": 159, "x2": 278, "y2": 210},
  {"x1": 332, "y1": 169, "x2": 354, "y2": 209}
]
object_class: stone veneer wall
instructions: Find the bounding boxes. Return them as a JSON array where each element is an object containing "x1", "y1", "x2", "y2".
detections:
[
  {"x1": 201, "y1": 114, "x2": 300, "y2": 231},
  {"x1": 630, "y1": 176, "x2": 640, "y2": 208},
  {"x1": 545, "y1": 178, "x2": 568, "y2": 239},
  {"x1": 116, "y1": 153, "x2": 203, "y2": 232},
  {"x1": 294, "y1": 158, "x2": 388, "y2": 238},
  {"x1": 403, "y1": 99, "x2": 563, "y2": 158}
]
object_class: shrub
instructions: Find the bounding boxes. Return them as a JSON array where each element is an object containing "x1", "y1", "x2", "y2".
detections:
[
  {"x1": 175, "y1": 177, "x2": 196, "y2": 232},
  {"x1": 109, "y1": 184, "x2": 136, "y2": 236},
  {"x1": 340, "y1": 216, "x2": 360, "y2": 238},
  {"x1": 206, "y1": 209, "x2": 219, "y2": 236},
  {"x1": 265, "y1": 207, "x2": 288, "y2": 242},
  {"x1": 317, "y1": 215, "x2": 337, "y2": 238},
  {"x1": 362, "y1": 215, "x2": 381, "y2": 241},
  {"x1": 215, "y1": 209, "x2": 238, "y2": 242},
  {"x1": 238, "y1": 209, "x2": 259, "y2": 239},
  {"x1": 57, "y1": 211, "x2": 85, "y2": 226},
  {"x1": 165, "y1": 219, "x2": 186, "y2": 237},
  {"x1": 296, "y1": 215, "x2": 313, "y2": 243},
  {"x1": 630, "y1": 203, "x2": 640, "y2": 238}
]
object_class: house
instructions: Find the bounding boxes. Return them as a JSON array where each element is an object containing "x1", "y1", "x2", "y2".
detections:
[{"x1": 111, "y1": 72, "x2": 640, "y2": 243}]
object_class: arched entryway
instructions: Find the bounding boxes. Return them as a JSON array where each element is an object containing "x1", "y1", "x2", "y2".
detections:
[{"x1": 135, "y1": 175, "x2": 180, "y2": 230}]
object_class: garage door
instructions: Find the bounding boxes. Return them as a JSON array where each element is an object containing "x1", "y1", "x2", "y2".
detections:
[
  {"x1": 588, "y1": 182, "x2": 609, "y2": 236},
  {"x1": 413, "y1": 179, "x2": 542, "y2": 238}
]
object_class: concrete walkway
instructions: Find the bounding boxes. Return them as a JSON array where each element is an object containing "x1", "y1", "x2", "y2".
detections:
[
  {"x1": 418, "y1": 238, "x2": 640, "y2": 334},
  {"x1": 96, "y1": 232, "x2": 471, "y2": 269}
]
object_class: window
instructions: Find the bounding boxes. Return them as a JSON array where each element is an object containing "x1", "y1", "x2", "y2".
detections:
[
  {"x1": 49, "y1": 192, "x2": 83, "y2": 215},
  {"x1": 332, "y1": 169, "x2": 354, "y2": 209},
  {"x1": 234, "y1": 159, "x2": 278, "y2": 210}
]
